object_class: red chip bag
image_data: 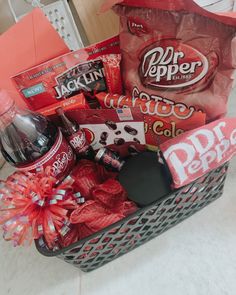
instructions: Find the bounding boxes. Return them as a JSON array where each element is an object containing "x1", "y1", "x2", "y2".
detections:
[{"x1": 102, "y1": 0, "x2": 236, "y2": 121}]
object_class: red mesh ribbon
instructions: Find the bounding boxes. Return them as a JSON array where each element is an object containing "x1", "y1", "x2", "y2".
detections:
[
  {"x1": 70, "y1": 178, "x2": 138, "y2": 239},
  {"x1": 92, "y1": 179, "x2": 127, "y2": 208},
  {"x1": 71, "y1": 160, "x2": 101, "y2": 199},
  {"x1": 71, "y1": 160, "x2": 118, "y2": 199}
]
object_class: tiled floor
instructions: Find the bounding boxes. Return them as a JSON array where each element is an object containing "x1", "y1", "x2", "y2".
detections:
[{"x1": 0, "y1": 89, "x2": 236, "y2": 295}]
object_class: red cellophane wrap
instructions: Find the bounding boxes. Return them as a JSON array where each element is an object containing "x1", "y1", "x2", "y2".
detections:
[
  {"x1": 0, "y1": 161, "x2": 137, "y2": 249},
  {"x1": 70, "y1": 160, "x2": 138, "y2": 239}
]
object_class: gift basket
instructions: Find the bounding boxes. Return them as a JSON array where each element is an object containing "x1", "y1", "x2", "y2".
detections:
[{"x1": 1, "y1": 0, "x2": 236, "y2": 273}]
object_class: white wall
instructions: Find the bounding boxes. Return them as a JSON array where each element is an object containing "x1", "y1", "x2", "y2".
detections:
[{"x1": 0, "y1": 0, "x2": 55, "y2": 34}]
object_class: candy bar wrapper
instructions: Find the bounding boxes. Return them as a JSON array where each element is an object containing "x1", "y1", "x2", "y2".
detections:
[
  {"x1": 100, "y1": 54, "x2": 123, "y2": 95},
  {"x1": 38, "y1": 93, "x2": 90, "y2": 116},
  {"x1": 160, "y1": 117, "x2": 236, "y2": 189},
  {"x1": 63, "y1": 108, "x2": 146, "y2": 157},
  {"x1": 96, "y1": 92, "x2": 206, "y2": 149},
  {"x1": 102, "y1": 0, "x2": 236, "y2": 122},
  {"x1": 12, "y1": 36, "x2": 120, "y2": 110}
]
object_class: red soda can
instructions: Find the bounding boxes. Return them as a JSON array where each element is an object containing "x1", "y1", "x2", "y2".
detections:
[{"x1": 95, "y1": 148, "x2": 125, "y2": 172}]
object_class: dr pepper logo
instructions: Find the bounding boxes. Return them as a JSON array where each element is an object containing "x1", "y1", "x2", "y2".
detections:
[{"x1": 140, "y1": 39, "x2": 210, "y2": 90}]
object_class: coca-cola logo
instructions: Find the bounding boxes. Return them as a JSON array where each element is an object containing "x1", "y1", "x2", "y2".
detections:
[
  {"x1": 139, "y1": 39, "x2": 209, "y2": 90},
  {"x1": 52, "y1": 148, "x2": 74, "y2": 176}
]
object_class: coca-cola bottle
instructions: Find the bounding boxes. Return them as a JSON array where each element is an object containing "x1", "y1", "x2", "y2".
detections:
[
  {"x1": 0, "y1": 90, "x2": 75, "y2": 179},
  {"x1": 56, "y1": 108, "x2": 95, "y2": 160}
]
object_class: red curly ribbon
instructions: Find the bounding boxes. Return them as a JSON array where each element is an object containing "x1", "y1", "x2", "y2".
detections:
[{"x1": 0, "y1": 168, "x2": 77, "y2": 248}]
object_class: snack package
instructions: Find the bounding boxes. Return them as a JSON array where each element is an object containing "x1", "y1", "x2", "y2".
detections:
[
  {"x1": 100, "y1": 54, "x2": 123, "y2": 94},
  {"x1": 160, "y1": 117, "x2": 236, "y2": 188},
  {"x1": 38, "y1": 93, "x2": 89, "y2": 116},
  {"x1": 55, "y1": 59, "x2": 107, "y2": 99},
  {"x1": 12, "y1": 36, "x2": 120, "y2": 110},
  {"x1": 96, "y1": 92, "x2": 206, "y2": 149},
  {"x1": 58, "y1": 108, "x2": 146, "y2": 157},
  {"x1": 102, "y1": 0, "x2": 236, "y2": 121}
]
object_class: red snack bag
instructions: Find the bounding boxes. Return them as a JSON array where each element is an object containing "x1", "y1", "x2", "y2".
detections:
[
  {"x1": 37, "y1": 93, "x2": 89, "y2": 116},
  {"x1": 100, "y1": 54, "x2": 123, "y2": 94},
  {"x1": 12, "y1": 36, "x2": 120, "y2": 110},
  {"x1": 160, "y1": 117, "x2": 236, "y2": 188},
  {"x1": 96, "y1": 92, "x2": 206, "y2": 149},
  {"x1": 102, "y1": 0, "x2": 236, "y2": 121}
]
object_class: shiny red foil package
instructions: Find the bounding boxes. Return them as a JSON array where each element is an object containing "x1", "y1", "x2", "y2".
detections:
[
  {"x1": 102, "y1": 0, "x2": 236, "y2": 121},
  {"x1": 100, "y1": 54, "x2": 123, "y2": 94},
  {"x1": 96, "y1": 92, "x2": 206, "y2": 149},
  {"x1": 12, "y1": 36, "x2": 120, "y2": 110},
  {"x1": 160, "y1": 117, "x2": 236, "y2": 188}
]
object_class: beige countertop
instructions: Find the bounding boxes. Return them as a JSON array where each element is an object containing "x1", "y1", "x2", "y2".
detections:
[{"x1": 72, "y1": 0, "x2": 119, "y2": 44}]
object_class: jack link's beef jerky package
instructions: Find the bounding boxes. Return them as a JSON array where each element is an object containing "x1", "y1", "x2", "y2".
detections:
[
  {"x1": 12, "y1": 36, "x2": 120, "y2": 110},
  {"x1": 102, "y1": 0, "x2": 236, "y2": 122}
]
